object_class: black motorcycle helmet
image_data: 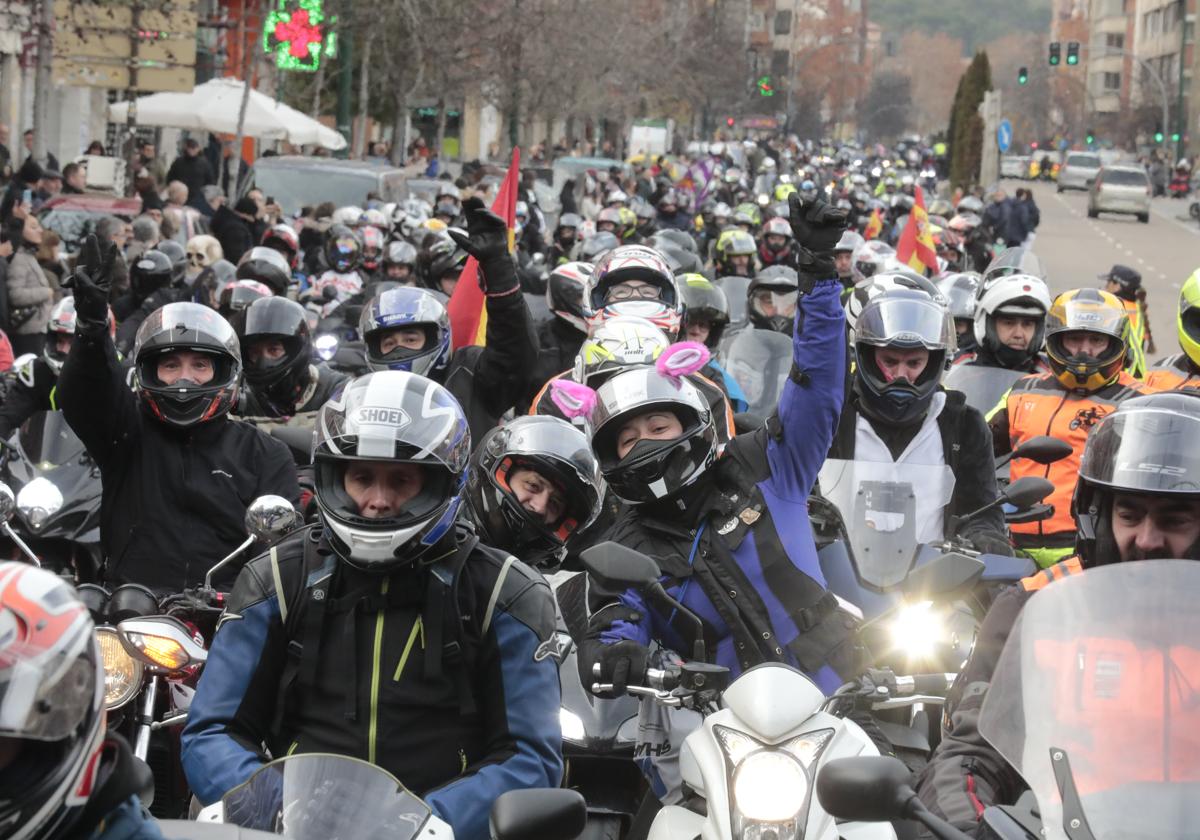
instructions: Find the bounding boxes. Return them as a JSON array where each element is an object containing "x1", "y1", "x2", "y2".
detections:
[
  {"x1": 419, "y1": 230, "x2": 469, "y2": 291},
  {"x1": 132, "y1": 302, "x2": 242, "y2": 428},
  {"x1": 651, "y1": 229, "x2": 699, "y2": 255},
  {"x1": 237, "y1": 296, "x2": 313, "y2": 417},
  {"x1": 747, "y1": 265, "x2": 800, "y2": 334},
  {"x1": 555, "y1": 212, "x2": 583, "y2": 249},
  {"x1": 236, "y1": 246, "x2": 291, "y2": 296},
  {"x1": 155, "y1": 239, "x2": 188, "y2": 286},
  {"x1": 852, "y1": 287, "x2": 956, "y2": 427},
  {"x1": 324, "y1": 224, "x2": 362, "y2": 273},
  {"x1": 130, "y1": 250, "x2": 174, "y2": 302},
  {"x1": 466, "y1": 416, "x2": 602, "y2": 571},
  {"x1": 680, "y1": 274, "x2": 731, "y2": 349},
  {"x1": 1074, "y1": 392, "x2": 1200, "y2": 565},
  {"x1": 545, "y1": 261, "x2": 594, "y2": 334}
]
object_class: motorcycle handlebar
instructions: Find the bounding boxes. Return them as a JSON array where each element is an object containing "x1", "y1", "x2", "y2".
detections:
[{"x1": 895, "y1": 673, "x2": 955, "y2": 696}]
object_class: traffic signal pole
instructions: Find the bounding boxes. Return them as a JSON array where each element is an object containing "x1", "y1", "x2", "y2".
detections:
[{"x1": 1058, "y1": 40, "x2": 1171, "y2": 156}]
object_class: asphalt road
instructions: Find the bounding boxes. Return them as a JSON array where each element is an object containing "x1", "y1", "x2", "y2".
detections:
[{"x1": 1001, "y1": 178, "x2": 1200, "y2": 361}]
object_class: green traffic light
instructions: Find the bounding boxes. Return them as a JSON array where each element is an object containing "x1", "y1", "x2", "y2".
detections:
[
  {"x1": 1018, "y1": 67, "x2": 1028, "y2": 85},
  {"x1": 1172, "y1": 132, "x2": 1181, "y2": 142},
  {"x1": 1086, "y1": 134, "x2": 1094, "y2": 144},
  {"x1": 1155, "y1": 131, "x2": 1165, "y2": 143}
]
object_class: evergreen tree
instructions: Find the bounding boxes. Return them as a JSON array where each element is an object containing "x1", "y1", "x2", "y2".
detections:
[{"x1": 950, "y1": 51, "x2": 992, "y2": 190}]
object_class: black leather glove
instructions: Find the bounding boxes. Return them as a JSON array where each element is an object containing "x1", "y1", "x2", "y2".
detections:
[
  {"x1": 448, "y1": 197, "x2": 518, "y2": 296},
  {"x1": 65, "y1": 233, "x2": 116, "y2": 338},
  {"x1": 788, "y1": 194, "x2": 848, "y2": 287},
  {"x1": 964, "y1": 531, "x2": 1014, "y2": 557},
  {"x1": 590, "y1": 640, "x2": 649, "y2": 697}
]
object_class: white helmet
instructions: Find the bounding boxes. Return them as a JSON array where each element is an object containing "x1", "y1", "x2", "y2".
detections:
[
  {"x1": 972, "y1": 273, "x2": 1052, "y2": 368},
  {"x1": 331, "y1": 206, "x2": 363, "y2": 227}
]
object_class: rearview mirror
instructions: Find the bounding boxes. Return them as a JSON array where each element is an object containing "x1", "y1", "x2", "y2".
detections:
[
  {"x1": 490, "y1": 788, "x2": 586, "y2": 840},
  {"x1": 244, "y1": 495, "x2": 300, "y2": 544},
  {"x1": 901, "y1": 551, "x2": 984, "y2": 598},
  {"x1": 816, "y1": 756, "x2": 917, "y2": 823},
  {"x1": 1011, "y1": 435, "x2": 1072, "y2": 465},
  {"x1": 1002, "y1": 476, "x2": 1055, "y2": 510},
  {"x1": 580, "y1": 542, "x2": 661, "y2": 592}
]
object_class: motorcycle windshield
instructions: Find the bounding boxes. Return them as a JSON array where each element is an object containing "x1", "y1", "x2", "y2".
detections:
[
  {"x1": 979, "y1": 561, "x2": 1200, "y2": 840},
  {"x1": 943, "y1": 365, "x2": 1025, "y2": 414},
  {"x1": 221, "y1": 753, "x2": 432, "y2": 839},
  {"x1": 17, "y1": 411, "x2": 86, "y2": 468},
  {"x1": 719, "y1": 329, "x2": 793, "y2": 417},
  {"x1": 715, "y1": 276, "x2": 751, "y2": 326},
  {"x1": 817, "y1": 459, "x2": 955, "y2": 589}
]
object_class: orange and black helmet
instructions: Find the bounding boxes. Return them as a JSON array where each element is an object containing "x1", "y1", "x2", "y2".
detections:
[{"x1": 1044, "y1": 288, "x2": 1128, "y2": 393}]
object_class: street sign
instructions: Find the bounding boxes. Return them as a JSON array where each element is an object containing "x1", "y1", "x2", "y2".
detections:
[
  {"x1": 997, "y1": 119, "x2": 1013, "y2": 153},
  {"x1": 52, "y1": 0, "x2": 196, "y2": 92}
]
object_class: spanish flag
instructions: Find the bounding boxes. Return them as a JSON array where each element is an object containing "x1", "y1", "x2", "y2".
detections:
[
  {"x1": 863, "y1": 208, "x2": 883, "y2": 241},
  {"x1": 447, "y1": 147, "x2": 520, "y2": 350},
  {"x1": 894, "y1": 185, "x2": 939, "y2": 276}
]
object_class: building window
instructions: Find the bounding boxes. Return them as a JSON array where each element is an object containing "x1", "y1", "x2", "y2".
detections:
[
  {"x1": 774, "y1": 10, "x2": 791, "y2": 35},
  {"x1": 1186, "y1": 21, "x2": 1195, "y2": 43},
  {"x1": 1106, "y1": 33, "x2": 1124, "y2": 49},
  {"x1": 771, "y1": 49, "x2": 790, "y2": 77},
  {"x1": 1104, "y1": 71, "x2": 1121, "y2": 90}
]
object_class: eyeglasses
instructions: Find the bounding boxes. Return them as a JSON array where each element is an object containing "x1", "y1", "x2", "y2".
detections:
[{"x1": 605, "y1": 283, "x2": 662, "y2": 302}]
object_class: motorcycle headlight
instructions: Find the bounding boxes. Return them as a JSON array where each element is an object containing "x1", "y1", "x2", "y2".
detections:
[
  {"x1": 95, "y1": 627, "x2": 143, "y2": 710},
  {"x1": 560, "y1": 707, "x2": 586, "y2": 743},
  {"x1": 17, "y1": 477, "x2": 64, "y2": 532},
  {"x1": 733, "y1": 751, "x2": 808, "y2": 823},
  {"x1": 889, "y1": 600, "x2": 946, "y2": 659},
  {"x1": 314, "y1": 334, "x2": 338, "y2": 361}
]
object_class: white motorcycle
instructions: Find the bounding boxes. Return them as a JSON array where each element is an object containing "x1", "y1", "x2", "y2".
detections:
[{"x1": 582, "y1": 542, "x2": 917, "y2": 840}]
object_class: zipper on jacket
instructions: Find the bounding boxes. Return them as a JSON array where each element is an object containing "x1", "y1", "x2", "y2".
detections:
[
  {"x1": 1038, "y1": 391, "x2": 1069, "y2": 538},
  {"x1": 368, "y1": 579, "x2": 389, "y2": 764},
  {"x1": 393, "y1": 615, "x2": 424, "y2": 681}
]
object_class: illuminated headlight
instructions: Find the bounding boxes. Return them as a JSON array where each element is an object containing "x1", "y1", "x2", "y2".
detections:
[
  {"x1": 17, "y1": 477, "x2": 63, "y2": 532},
  {"x1": 314, "y1": 334, "x2": 338, "y2": 361},
  {"x1": 871, "y1": 166, "x2": 882, "y2": 178},
  {"x1": 560, "y1": 707, "x2": 585, "y2": 743},
  {"x1": 96, "y1": 627, "x2": 143, "y2": 710},
  {"x1": 734, "y1": 751, "x2": 808, "y2": 822},
  {"x1": 889, "y1": 600, "x2": 945, "y2": 659}
]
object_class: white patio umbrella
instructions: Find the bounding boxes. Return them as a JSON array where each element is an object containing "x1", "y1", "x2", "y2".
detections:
[{"x1": 108, "y1": 78, "x2": 347, "y2": 150}]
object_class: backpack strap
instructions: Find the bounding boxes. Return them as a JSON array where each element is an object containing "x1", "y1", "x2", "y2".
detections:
[
  {"x1": 422, "y1": 531, "x2": 479, "y2": 715},
  {"x1": 272, "y1": 530, "x2": 328, "y2": 740}
]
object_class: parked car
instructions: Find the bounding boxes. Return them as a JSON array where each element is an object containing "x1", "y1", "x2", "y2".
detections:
[
  {"x1": 36, "y1": 193, "x2": 142, "y2": 257},
  {"x1": 1000, "y1": 155, "x2": 1031, "y2": 179},
  {"x1": 239, "y1": 156, "x2": 416, "y2": 216},
  {"x1": 1057, "y1": 151, "x2": 1102, "y2": 192},
  {"x1": 1087, "y1": 164, "x2": 1152, "y2": 223}
]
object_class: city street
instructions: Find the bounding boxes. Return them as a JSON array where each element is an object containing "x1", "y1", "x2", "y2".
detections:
[{"x1": 1007, "y1": 178, "x2": 1200, "y2": 361}]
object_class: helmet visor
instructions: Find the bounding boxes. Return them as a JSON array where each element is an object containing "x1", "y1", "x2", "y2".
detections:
[
  {"x1": 1079, "y1": 403, "x2": 1200, "y2": 495},
  {"x1": 0, "y1": 612, "x2": 96, "y2": 741},
  {"x1": 1047, "y1": 295, "x2": 1127, "y2": 340},
  {"x1": 855, "y1": 295, "x2": 956, "y2": 351}
]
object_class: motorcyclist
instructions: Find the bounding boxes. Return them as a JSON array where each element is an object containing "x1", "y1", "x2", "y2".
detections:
[
  {"x1": 746, "y1": 265, "x2": 800, "y2": 336},
  {"x1": 937, "y1": 272, "x2": 981, "y2": 358},
  {"x1": 60, "y1": 235, "x2": 299, "y2": 592},
  {"x1": 0, "y1": 562, "x2": 165, "y2": 840},
  {"x1": 235, "y1": 245, "x2": 292, "y2": 297},
  {"x1": 1145, "y1": 267, "x2": 1200, "y2": 390},
  {"x1": 596, "y1": 207, "x2": 623, "y2": 238},
  {"x1": 958, "y1": 273, "x2": 1052, "y2": 373},
  {"x1": 359, "y1": 202, "x2": 538, "y2": 442},
  {"x1": 235, "y1": 296, "x2": 348, "y2": 421},
  {"x1": 757, "y1": 217, "x2": 797, "y2": 268},
  {"x1": 1099, "y1": 264, "x2": 1151, "y2": 378},
  {"x1": 528, "y1": 262, "x2": 593, "y2": 408},
  {"x1": 382, "y1": 240, "x2": 418, "y2": 285},
  {"x1": 548, "y1": 212, "x2": 583, "y2": 265},
  {"x1": 988, "y1": 289, "x2": 1149, "y2": 568},
  {"x1": 418, "y1": 230, "x2": 469, "y2": 298},
  {"x1": 0, "y1": 297, "x2": 113, "y2": 438},
  {"x1": 578, "y1": 231, "x2": 620, "y2": 265},
  {"x1": 827, "y1": 288, "x2": 1011, "y2": 556},
  {"x1": 578, "y1": 197, "x2": 863, "y2": 801},
  {"x1": 579, "y1": 244, "x2": 685, "y2": 338},
  {"x1": 181, "y1": 371, "x2": 563, "y2": 840},
  {"x1": 463, "y1": 414, "x2": 603, "y2": 571},
  {"x1": 113, "y1": 250, "x2": 178, "y2": 355},
  {"x1": 655, "y1": 189, "x2": 692, "y2": 231},
  {"x1": 309, "y1": 224, "x2": 365, "y2": 310},
  {"x1": 833, "y1": 229, "x2": 864, "y2": 293},
  {"x1": 916, "y1": 391, "x2": 1200, "y2": 835},
  {"x1": 260, "y1": 222, "x2": 301, "y2": 284},
  {"x1": 680, "y1": 274, "x2": 731, "y2": 349},
  {"x1": 358, "y1": 224, "x2": 387, "y2": 284},
  {"x1": 713, "y1": 229, "x2": 757, "y2": 278}
]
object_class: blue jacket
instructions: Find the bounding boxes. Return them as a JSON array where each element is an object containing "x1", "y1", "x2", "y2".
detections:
[
  {"x1": 596, "y1": 279, "x2": 850, "y2": 692},
  {"x1": 88, "y1": 796, "x2": 164, "y2": 840},
  {"x1": 180, "y1": 528, "x2": 563, "y2": 840}
]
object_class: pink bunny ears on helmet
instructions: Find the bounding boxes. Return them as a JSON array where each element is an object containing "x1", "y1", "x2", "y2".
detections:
[
  {"x1": 656, "y1": 341, "x2": 710, "y2": 379},
  {"x1": 550, "y1": 378, "x2": 598, "y2": 421}
]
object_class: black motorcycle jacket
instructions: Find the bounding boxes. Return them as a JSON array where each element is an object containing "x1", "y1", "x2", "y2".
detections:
[
  {"x1": 0, "y1": 356, "x2": 57, "y2": 438},
  {"x1": 525, "y1": 318, "x2": 585, "y2": 411},
  {"x1": 826, "y1": 389, "x2": 1011, "y2": 554},
  {"x1": 181, "y1": 525, "x2": 564, "y2": 840},
  {"x1": 58, "y1": 332, "x2": 300, "y2": 593},
  {"x1": 236, "y1": 363, "x2": 349, "y2": 421},
  {"x1": 439, "y1": 287, "x2": 538, "y2": 443}
]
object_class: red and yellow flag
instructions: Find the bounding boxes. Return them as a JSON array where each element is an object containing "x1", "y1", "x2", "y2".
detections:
[
  {"x1": 447, "y1": 146, "x2": 520, "y2": 350},
  {"x1": 863, "y1": 208, "x2": 883, "y2": 241},
  {"x1": 895, "y1": 185, "x2": 939, "y2": 276}
]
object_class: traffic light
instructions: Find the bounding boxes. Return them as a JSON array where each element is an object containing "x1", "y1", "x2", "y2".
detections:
[
  {"x1": 1066, "y1": 41, "x2": 1080, "y2": 65},
  {"x1": 1155, "y1": 129, "x2": 1165, "y2": 143},
  {"x1": 1086, "y1": 128, "x2": 1095, "y2": 144},
  {"x1": 1018, "y1": 66, "x2": 1029, "y2": 85},
  {"x1": 726, "y1": 116, "x2": 735, "y2": 127},
  {"x1": 1031, "y1": 140, "x2": 1040, "y2": 149},
  {"x1": 1049, "y1": 42, "x2": 1061, "y2": 66},
  {"x1": 757, "y1": 75, "x2": 774, "y2": 97}
]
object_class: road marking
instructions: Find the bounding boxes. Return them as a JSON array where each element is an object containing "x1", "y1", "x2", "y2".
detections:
[{"x1": 1150, "y1": 202, "x2": 1199, "y2": 235}]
